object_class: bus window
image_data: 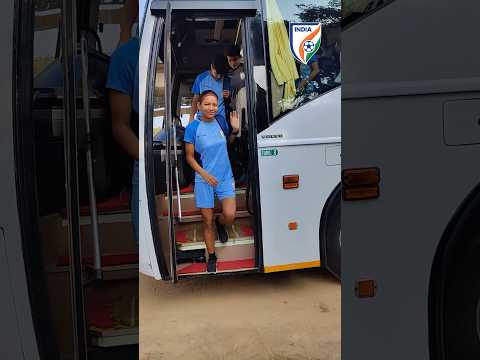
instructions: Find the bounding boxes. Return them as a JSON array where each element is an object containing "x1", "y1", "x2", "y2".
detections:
[
  {"x1": 263, "y1": 0, "x2": 341, "y2": 121},
  {"x1": 97, "y1": 0, "x2": 138, "y2": 54},
  {"x1": 342, "y1": 0, "x2": 396, "y2": 27},
  {"x1": 33, "y1": 0, "x2": 61, "y2": 76}
]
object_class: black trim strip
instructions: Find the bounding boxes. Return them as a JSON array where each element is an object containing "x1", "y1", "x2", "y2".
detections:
[
  {"x1": 61, "y1": 0, "x2": 88, "y2": 358},
  {"x1": 12, "y1": 0, "x2": 58, "y2": 358},
  {"x1": 145, "y1": 16, "x2": 170, "y2": 279},
  {"x1": 259, "y1": 0, "x2": 273, "y2": 128},
  {"x1": 243, "y1": 17, "x2": 264, "y2": 271},
  {"x1": 151, "y1": 0, "x2": 257, "y2": 16},
  {"x1": 163, "y1": 3, "x2": 178, "y2": 281}
]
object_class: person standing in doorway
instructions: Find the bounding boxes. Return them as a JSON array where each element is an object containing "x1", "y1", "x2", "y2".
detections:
[
  {"x1": 106, "y1": 0, "x2": 140, "y2": 243},
  {"x1": 190, "y1": 54, "x2": 231, "y2": 136},
  {"x1": 184, "y1": 91, "x2": 240, "y2": 273}
]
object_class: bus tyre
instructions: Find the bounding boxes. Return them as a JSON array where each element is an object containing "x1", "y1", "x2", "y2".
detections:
[
  {"x1": 323, "y1": 187, "x2": 341, "y2": 280},
  {"x1": 443, "y1": 218, "x2": 480, "y2": 358}
]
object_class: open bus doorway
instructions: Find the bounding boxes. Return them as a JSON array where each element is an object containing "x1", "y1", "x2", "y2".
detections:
[{"x1": 151, "y1": 13, "x2": 259, "y2": 277}]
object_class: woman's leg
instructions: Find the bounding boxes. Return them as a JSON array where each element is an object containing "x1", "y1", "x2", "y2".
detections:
[
  {"x1": 219, "y1": 197, "x2": 236, "y2": 225},
  {"x1": 200, "y1": 208, "x2": 216, "y2": 254}
]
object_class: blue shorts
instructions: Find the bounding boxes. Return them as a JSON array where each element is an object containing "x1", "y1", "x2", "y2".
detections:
[{"x1": 195, "y1": 178, "x2": 236, "y2": 209}]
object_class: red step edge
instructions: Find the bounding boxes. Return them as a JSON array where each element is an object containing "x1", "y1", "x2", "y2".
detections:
[
  {"x1": 177, "y1": 258, "x2": 255, "y2": 275},
  {"x1": 60, "y1": 192, "x2": 130, "y2": 218}
]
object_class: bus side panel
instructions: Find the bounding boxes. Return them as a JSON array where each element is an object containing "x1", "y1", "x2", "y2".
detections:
[
  {"x1": 257, "y1": 87, "x2": 340, "y2": 272},
  {"x1": 0, "y1": 229, "x2": 27, "y2": 359},
  {"x1": 342, "y1": 92, "x2": 480, "y2": 360},
  {"x1": 258, "y1": 143, "x2": 340, "y2": 272}
]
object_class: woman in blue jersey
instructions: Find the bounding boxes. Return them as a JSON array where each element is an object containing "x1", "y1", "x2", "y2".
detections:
[{"x1": 184, "y1": 90, "x2": 240, "y2": 273}]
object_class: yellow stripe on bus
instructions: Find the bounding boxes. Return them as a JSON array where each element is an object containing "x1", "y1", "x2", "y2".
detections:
[{"x1": 264, "y1": 260, "x2": 321, "y2": 273}]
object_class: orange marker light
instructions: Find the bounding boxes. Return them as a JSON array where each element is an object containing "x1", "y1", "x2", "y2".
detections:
[
  {"x1": 288, "y1": 222, "x2": 298, "y2": 230},
  {"x1": 342, "y1": 167, "x2": 380, "y2": 200},
  {"x1": 283, "y1": 175, "x2": 299, "y2": 189},
  {"x1": 355, "y1": 279, "x2": 377, "y2": 298}
]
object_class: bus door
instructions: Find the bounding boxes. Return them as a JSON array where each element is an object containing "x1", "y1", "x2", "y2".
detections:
[{"x1": 139, "y1": 0, "x2": 258, "y2": 280}]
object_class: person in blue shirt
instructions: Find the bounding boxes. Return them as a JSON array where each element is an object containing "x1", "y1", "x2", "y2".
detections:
[
  {"x1": 190, "y1": 54, "x2": 231, "y2": 136},
  {"x1": 106, "y1": 4, "x2": 139, "y2": 243},
  {"x1": 184, "y1": 90, "x2": 240, "y2": 273},
  {"x1": 298, "y1": 53, "x2": 321, "y2": 92}
]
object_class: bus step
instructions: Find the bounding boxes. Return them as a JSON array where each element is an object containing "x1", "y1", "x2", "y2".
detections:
[
  {"x1": 177, "y1": 258, "x2": 256, "y2": 276},
  {"x1": 176, "y1": 209, "x2": 250, "y2": 223},
  {"x1": 158, "y1": 188, "x2": 247, "y2": 215},
  {"x1": 175, "y1": 218, "x2": 254, "y2": 251}
]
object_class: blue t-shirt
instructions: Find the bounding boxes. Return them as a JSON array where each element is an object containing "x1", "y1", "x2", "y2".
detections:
[
  {"x1": 192, "y1": 70, "x2": 230, "y2": 134},
  {"x1": 106, "y1": 37, "x2": 139, "y2": 113},
  {"x1": 184, "y1": 118, "x2": 233, "y2": 184}
]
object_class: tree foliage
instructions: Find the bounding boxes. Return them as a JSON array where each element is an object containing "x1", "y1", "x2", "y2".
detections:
[{"x1": 295, "y1": 2, "x2": 341, "y2": 25}]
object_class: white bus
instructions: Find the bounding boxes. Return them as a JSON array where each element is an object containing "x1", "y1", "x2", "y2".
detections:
[
  {"x1": 139, "y1": 0, "x2": 342, "y2": 281},
  {"x1": 343, "y1": 1, "x2": 480, "y2": 359}
]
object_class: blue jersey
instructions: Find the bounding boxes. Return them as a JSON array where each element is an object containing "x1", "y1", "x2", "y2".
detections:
[
  {"x1": 106, "y1": 37, "x2": 139, "y2": 113},
  {"x1": 192, "y1": 70, "x2": 230, "y2": 134},
  {"x1": 184, "y1": 118, "x2": 233, "y2": 184},
  {"x1": 192, "y1": 70, "x2": 225, "y2": 116}
]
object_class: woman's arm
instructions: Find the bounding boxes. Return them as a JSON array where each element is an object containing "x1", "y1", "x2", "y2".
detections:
[
  {"x1": 110, "y1": 90, "x2": 139, "y2": 160},
  {"x1": 185, "y1": 143, "x2": 218, "y2": 186},
  {"x1": 228, "y1": 111, "x2": 240, "y2": 143}
]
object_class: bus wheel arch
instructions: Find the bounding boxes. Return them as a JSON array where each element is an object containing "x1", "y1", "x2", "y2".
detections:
[
  {"x1": 320, "y1": 183, "x2": 341, "y2": 280},
  {"x1": 429, "y1": 183, "x2": 480, "y2": 359}
]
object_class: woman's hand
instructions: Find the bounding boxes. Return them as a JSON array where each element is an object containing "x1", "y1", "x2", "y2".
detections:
[
  {"x1": 229, "y1": 110, "x2": 240, "y2": 134},
  {"x1": 223, "y1": 89, "x2": 230, "y2": 98},
  {"x1": 201, "y1": 172, "x2": 219, "y2": 187}
]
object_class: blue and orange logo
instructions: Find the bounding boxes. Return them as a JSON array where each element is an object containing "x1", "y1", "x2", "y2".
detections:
[{"x1": 289, "y1": 22, "x2": 322, "y2": 65}]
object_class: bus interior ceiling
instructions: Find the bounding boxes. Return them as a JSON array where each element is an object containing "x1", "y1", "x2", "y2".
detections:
[
  {"x1": 33, "y1": 1, "x2": 138, "y2": 356},
  {"x1": 158, "y1": 16, "x2": 256, "y2": 275}
]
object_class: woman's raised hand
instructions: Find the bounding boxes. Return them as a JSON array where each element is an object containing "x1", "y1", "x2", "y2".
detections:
[
  {"x1": 230, "y1": 111, "x2": 240, "y2": 134},
  {"x1": 202, "y1": 172, "x2": 219, "y2": 187}
]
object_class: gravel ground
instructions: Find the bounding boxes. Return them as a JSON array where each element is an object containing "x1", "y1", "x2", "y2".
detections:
[{"x1": 140, "y1": 268, "x2": 340, "y2": 360}]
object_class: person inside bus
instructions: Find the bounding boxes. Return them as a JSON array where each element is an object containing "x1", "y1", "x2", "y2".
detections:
[
  {"x1": 225, "y1": 45, "x2": 247, "y2": 134},
  {"x1": 184, "y1": 90, "x2": 240, "y2": 273},
  {"x1": 297, "y1": 52, "x2": 321, "y2": 95},
  {"x1": 190, "y1": 54, "x2": 231, "y2": 136},
  {"x1": 106, "y1": 0, "x2": 140, "y2": 243}
]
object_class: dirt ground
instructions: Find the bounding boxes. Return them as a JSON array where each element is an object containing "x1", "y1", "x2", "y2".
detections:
[{"x1": 140, "y1": 268, "x2": 340, "y2": 360}]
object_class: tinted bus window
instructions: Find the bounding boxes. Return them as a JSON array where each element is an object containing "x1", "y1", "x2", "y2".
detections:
[
  {"x1": 263, "y1": 0, "x2": 341, "y2": 121},
  {"x1": 33, "y1": 0, "x2": 61, "y2": 76},
  {"x1": 342, "y1": 0, "x2": 396, "y2": 27},
  {"x1": 98, "y1": 0, "x2": 138, "y2": 55}
]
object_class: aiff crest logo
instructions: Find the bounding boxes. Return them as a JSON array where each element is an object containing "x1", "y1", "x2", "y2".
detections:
[{"x1": 289, "y1": 22, "x2": 322, "y2": 65}]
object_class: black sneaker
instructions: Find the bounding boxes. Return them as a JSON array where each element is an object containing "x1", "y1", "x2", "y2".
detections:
[
  {"x1": 215, "y1": 217, "x2": 228, "y2": 243},
  {"x1": 207, "y1": 254, "x2": 217, "y2": 273}
]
